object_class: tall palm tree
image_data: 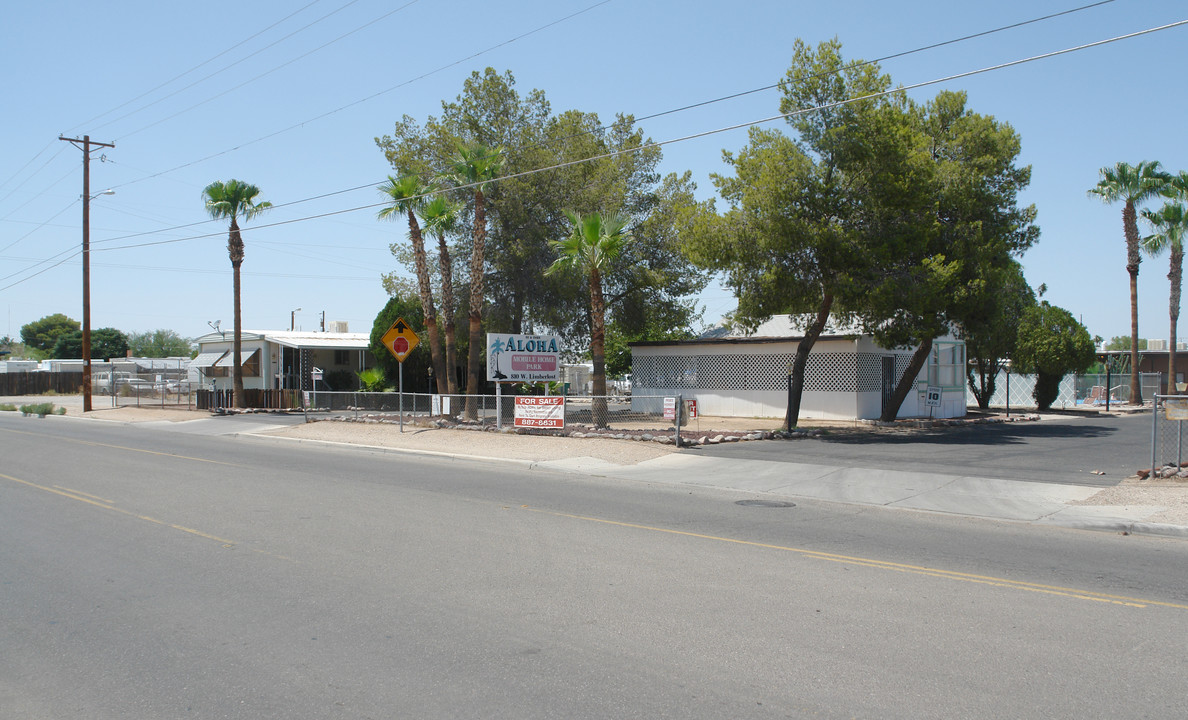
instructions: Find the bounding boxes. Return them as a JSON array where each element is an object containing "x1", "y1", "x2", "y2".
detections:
[
  {"x1": 546, "y1": 210, "x2": 633, "y2": 428},
  {"x1": 1143, "y1": 194, "x2": 1188, "y2": 393},
  {"x1": 419, "y1": 195, "x2": 462, "y2": 394},
  {"x1": 1089, "y1": 161, "x2": 1170, "y2": 404},
  {"x1": 445, "y1": 143, "x2": 503, "y2": 418},
  {"x1": 378, "y1": 174, "x2": 447, "y2": 394},
  {"x1": 202, "y1": 180, "x2": 271, "y2": 408}
]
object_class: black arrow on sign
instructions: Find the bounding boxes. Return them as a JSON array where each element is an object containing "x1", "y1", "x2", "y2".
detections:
[{"x1": 394, "y1": 320, "x2": 407, "y2": 332}]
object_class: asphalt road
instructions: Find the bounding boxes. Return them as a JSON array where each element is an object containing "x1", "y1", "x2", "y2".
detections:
[
  {"x1": 698, "y1": 412, "x2": 1151, "y2": 486},
  {"x1": 3, "y1": 413, "x2": 1187, "y2": 719}
]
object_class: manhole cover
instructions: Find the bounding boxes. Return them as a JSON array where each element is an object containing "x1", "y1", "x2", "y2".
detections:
[{"x1": 735, "y1": 499, "x2": 796, "y2": 508}]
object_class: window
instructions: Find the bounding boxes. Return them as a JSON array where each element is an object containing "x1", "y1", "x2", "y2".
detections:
[{"x1": 334, "y1": 349, "x2": 350, "y2": 366}]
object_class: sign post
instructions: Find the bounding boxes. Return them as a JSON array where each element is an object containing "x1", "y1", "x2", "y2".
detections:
[
  {"x1": 381, "y1": 317, "x2": 420, "y2": 432},
  {"x1": 925, "y1": 385, "x2": 942, "y2": 419}
]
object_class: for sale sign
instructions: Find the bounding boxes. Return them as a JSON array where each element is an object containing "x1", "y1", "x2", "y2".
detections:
[
  {"x1": 514, "y1": 396, "x2": 565, "y2": 429},
  {"x1": 487, "y1": 333, "x2": 562, "y2": 382}
]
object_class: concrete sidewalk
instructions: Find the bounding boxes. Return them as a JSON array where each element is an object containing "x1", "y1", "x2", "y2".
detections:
[{"x1": 532, "y1": 452, "x2": 1188, "y2": 539}]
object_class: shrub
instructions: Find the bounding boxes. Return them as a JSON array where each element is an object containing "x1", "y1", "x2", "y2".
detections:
[
  {"x1": 19, "y1": 402, "x2": 56, "y2": 416},
  {"x1": 0, "y1": 403, "x2": 17, "y2": 412}
]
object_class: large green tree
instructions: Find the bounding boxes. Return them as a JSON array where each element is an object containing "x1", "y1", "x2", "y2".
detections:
[
  {"x1": 857, "y1": 90, "x2": 1037, "y2": 421},
  {"x1": 375, "y1": 68, "x2": 709, "y2": 372},
  {"x1": 51, "y1": 327, "x2": 128, "y2": 361},
  {"x1": 20, "y1": 313, "x2": 79, "y2": 353},
  {"x1": 684, "y1": 38, "x2": 893, "y2": 429},
  {"x1": 1013, "y1": 301, "x2": 1096, "y2": 410},
  {"x1": 378, "y1": 174, "x2": 448, "y2": 394},
  {"x1": 546, "y1": 210, "x2": 633, "y2": 427},
  {"x1": 1089, "y1": 161, "x2": 1170, "y2": 404},
  {"x1": 127, "y1": 329, "x2": 192, "y2": 357},
  {"x1": 202, "y1": 179, "x2": 272, "y2": 408}
]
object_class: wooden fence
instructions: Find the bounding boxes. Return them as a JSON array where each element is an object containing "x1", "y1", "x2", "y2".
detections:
[
  {"x1": 0, "y1": 372, "x2": 83, "y2": 396},
  {"x1": 196, "y1": 389, "x2": 303, "y2": 410}
]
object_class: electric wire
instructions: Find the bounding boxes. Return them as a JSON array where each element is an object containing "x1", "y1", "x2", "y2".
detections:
[
  {"x1": 83, "y1": 18, "x2": 1188, "y2": 258},
  {"x1": 68, "y1": 0, "x2": 331, "y2": 133},
  {"x1": 114, "y1": 0, "x2": 418, "y2": 140},
  {"x1": 3, "y1": 12, "x2": 1180, "y2": 294},
  {"x1": 106, "y1": 0, "x2": 613, "y2": 191}
]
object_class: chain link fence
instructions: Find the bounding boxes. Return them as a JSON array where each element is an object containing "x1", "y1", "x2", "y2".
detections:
[
  {"x1": 97, "y1": 363, "x2": 195, "y2": 409},
  {"x1": 1150, "y1": 395, "x2": 1188, "y2": 478},
  {"x1": 967, "y1": 371, "x2": 1161, "y2": 409},
  {"x1": 303, "y1": 391, "x2": 681, "y2": 430}
]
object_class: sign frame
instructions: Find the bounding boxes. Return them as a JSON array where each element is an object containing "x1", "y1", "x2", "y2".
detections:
[
  {"x1": 487, "y1": 333, "x2": 562, "y2": 382},
  {"x1": 513, "y1": 396, "x2": 566, "y2": 429}
]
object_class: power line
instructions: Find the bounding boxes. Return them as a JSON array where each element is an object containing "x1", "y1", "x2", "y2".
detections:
[
  {"x1": 113, "y1": 1, "x2": 419, "y2": 140},
  {"x1": 90, "y1": 18, "x2": 1188, "y2": 256},
  {"x1": 5, "y1": 14, "x2": 1182, "y2": 294},
  {"x1": 106, "y1": 0, "x2": 614, "y2": 191},
  {"x1": 68, "y1": 0, "x2": 332, "y2": 133}
]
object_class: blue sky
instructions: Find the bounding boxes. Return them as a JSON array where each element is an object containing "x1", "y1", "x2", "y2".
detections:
[{"x1": 2, "y1": 0, "x2": 1185, "y2": 347}]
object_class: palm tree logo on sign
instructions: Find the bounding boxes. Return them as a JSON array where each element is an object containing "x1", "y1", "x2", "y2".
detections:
[{"x1": 489, "y1": 337, "x2": 508, "y2": 379}]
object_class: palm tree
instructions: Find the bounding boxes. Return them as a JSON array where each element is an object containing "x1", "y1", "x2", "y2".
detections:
[
  {"x1": 445, "y1": 143, "x2": 503, "y2": 418},
  {"x1": 202, "y1": 180, "x2": 272, "y2": 408},
  {"x1": 378, "y1": 174, "x2": 447, "y2": 394},
  {"x1": 1142, "y1": 191, "x2": 1188, "y2": 394},
  {"x1": 545, "y1": 210, "x2": 633, "y2": 428},
  {"x1": 419, "y1": 196, "x2": 462, "y2": 394},
  {"x1": 1089, "y1": 161, "x2": 1170, "y2": 404}
]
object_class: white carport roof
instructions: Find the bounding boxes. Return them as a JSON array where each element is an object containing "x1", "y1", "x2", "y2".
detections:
[
  {"x1": 190, "y1": 350, "x2": 228, "y2": 368},
  {"x1": 262, "y1": 330, "x2": 370, "y2": 350}
]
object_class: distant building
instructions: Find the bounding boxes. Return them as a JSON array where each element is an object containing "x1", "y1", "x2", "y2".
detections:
[{"x1": 192, "y1": 329, "x2": 372, "y2": 391}]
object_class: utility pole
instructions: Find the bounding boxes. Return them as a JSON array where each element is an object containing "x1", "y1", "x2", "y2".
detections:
[{"x1": 60, "y1": 135, "x2": 115, "y2": 413}]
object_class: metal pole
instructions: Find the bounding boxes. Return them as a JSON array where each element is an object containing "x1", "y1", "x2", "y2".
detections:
[
  {"x1": 1005, "y1": 366, "x2": 1010, "y2": 418},
  {"x1": 1106, "y1": 363, "x2": 1111, "y2": 412},
  {"x1": 1152, "y1": 394, "x2": 1160, "y2": 481},
  {"x1": 496, "y1": 382, "x2": 502, "y2": 431},
  {"x1": 399, "y1": 361, "x2": 404, "y2": 433}
]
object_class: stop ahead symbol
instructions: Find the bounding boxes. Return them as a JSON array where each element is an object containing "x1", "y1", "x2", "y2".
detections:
[{"x1": 393, "y1": 337, "x2": 409, "y2": 354}]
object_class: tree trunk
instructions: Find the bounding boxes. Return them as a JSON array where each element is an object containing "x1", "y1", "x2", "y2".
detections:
[
  {"x1": 437, "y1": 232, "x2": 458, "y2": 395},
  {"x1": 784, "y1": 292, "x2": 833, "y2": 431},
  {"x1": 406, "y1": 210, "x2": 447, "y2": 395},
  {"x1": 465, "y1": 190, "x2": 487, "y2": 420},
  {"x1": 880, "y1": 337, "x2": 933, "y2": 422},
  {"x1": 590, "y1": 268, "x2": 608, "y2": 428},
  {"x1": 1170, "y1": 246, "x2": 1182, "y2": 393},
  {"x1": 1124, "y1": 200, "x2": 1142, "y2": 404},
  {"x1": 229, "y1": 217, "x2": 245, "y2": 409}
]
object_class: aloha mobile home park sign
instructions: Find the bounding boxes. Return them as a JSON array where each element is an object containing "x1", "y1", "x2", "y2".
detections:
[{"x1": 486, "y1": 333, "x2": 561, "y2": 382}]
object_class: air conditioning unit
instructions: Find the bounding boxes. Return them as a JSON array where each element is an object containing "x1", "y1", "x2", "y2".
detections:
[
  {"x1": 1178, "y1": 342, "x2": 1187, "y2": 351},
  {"x1": 327, "y1": 320, "x2": 349, "y2": 333},
  {"x1": 1148, "y1": 339, "x2": 1166, "y2": 351}
]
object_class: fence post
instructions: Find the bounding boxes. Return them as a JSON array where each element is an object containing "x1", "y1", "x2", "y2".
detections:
[
  {"x1": 1152, "y1": 394, "x2": 1159, "y2": 480},
  {"x1": 674, "y1": 394, "x2": 682, "y2": 448}
]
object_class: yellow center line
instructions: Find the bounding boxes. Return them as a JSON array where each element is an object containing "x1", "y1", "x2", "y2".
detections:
[
  {"x1": 521, "y1": 506, "x2": 1187, "y2": 611},
  {"x1": 0, "y1": 427, "x2": 247, "y2": 467},
  {"x1": 2, "y1": 472, "x2": 237, "y2": 547}
]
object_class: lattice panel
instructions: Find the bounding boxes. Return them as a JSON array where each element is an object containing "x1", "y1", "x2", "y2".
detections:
[{"x1": 634, "y1": 352, "x2": 880, "y2": 393}]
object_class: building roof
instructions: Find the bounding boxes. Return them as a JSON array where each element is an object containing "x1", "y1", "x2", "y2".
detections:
[
  {"x1": 631, "y1": 315, "x2": 865, "y2": 348},
  {"x1": 194, "y1": 330, "x2": 370, "y2": 350}
]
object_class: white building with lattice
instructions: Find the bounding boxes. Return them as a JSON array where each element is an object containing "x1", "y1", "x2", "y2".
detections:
[{"x1": 629, "y1": 315, "x2": 966, "y2": 421}]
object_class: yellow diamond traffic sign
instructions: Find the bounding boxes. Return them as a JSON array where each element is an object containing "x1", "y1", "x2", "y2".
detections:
[{"x1": 381, "y1": 317, "x2": 420, "y2": 363}]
